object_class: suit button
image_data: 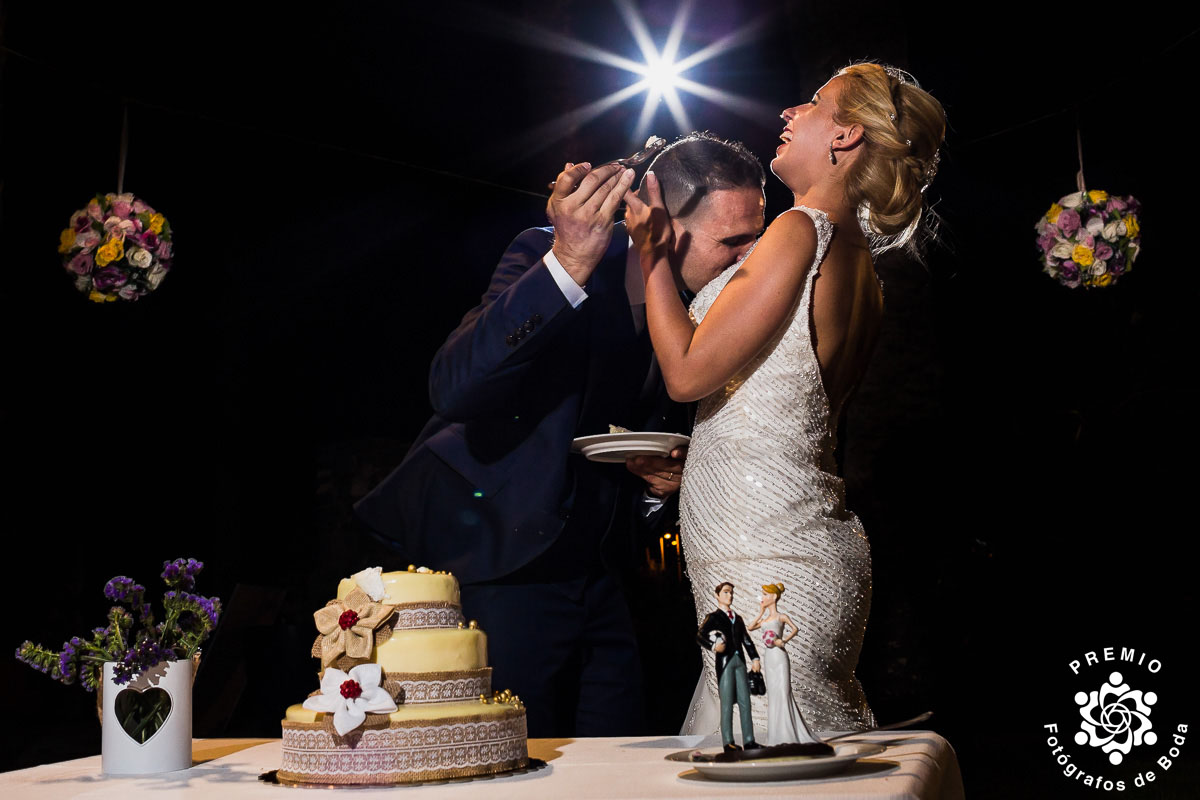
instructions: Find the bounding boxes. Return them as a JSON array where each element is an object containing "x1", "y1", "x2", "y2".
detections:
[
  {"x1": 505, "y1": 334, "x2": 516, "y2": 346},
  {"x1": 532, "y1": 313, "x2": 542, "y2": 323},
  {"x1": 523, "y1": 321, "x2": 535, "y2": 333},
  {"x1": 515, "y1": 329, "x2": 526, "y2": 340}
]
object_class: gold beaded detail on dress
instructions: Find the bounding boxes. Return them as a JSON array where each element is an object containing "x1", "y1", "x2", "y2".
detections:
[{"x1": 680, "y1": 206, "x2": 876, "y2": 736}]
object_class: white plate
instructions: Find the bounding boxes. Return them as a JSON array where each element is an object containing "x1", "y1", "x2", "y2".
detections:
[
  {"x1": 570, "y1": 432, "x2": 690, "y2": 463},
  {"x1": 665, "y1": 740, "x2": 887, "y2": 782}
]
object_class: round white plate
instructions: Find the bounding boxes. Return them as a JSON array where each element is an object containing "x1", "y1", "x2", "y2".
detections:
[
  {"x1": 665, "y1": 740, "x2": 887, "y2": 782},
  {"x1": 570, "y1": 432, "x2": 690, "y2": 463}
]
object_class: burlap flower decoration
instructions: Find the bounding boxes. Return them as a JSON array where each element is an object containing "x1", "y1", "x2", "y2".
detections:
[{"x1": 313, "y1": 588, "x2": 395, "y2": 668}]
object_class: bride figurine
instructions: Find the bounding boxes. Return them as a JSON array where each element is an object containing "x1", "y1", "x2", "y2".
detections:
[{"x1": 747, "y1": 583, "x2": 821, "y2": 746}]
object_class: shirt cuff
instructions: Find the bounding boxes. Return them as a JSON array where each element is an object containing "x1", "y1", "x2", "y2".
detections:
[
  {"x1": 543, "y1": 248, "x2": 588, "y2": 308},
  {"x1": 639, "y1": 490, "x2": 666, "y2": 517}
]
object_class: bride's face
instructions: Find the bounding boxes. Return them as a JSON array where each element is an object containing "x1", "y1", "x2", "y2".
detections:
[{"x1": 771, "y1": 76, "x2": 842, "y2": 189}]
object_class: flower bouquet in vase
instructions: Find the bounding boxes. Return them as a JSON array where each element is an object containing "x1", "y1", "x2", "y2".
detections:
[{"x1": 15, "y1": 558, "x2": 220, "y2": 775}]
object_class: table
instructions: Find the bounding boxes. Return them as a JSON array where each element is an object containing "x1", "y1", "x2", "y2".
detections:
[{"x1": 2, "y1": 731, "x2": 963, "y2": 799}]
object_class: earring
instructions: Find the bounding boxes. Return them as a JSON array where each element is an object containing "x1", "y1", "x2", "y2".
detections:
[{"x1": 828, "y1": 143, "x2": 837, "y2": 165}]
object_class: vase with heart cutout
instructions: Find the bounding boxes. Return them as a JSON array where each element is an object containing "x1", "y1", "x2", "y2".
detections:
[{"x1": 101, "y1": 659, "x2": 192, "y2": 774}]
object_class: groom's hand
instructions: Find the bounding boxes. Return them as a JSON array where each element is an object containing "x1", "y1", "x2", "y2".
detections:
[
  {"x1": 547, "y1": 162, "x2": 635, "y2": 286},
  {"x1": 627, "y1": 445, "x2": 687, "y2": 498}
]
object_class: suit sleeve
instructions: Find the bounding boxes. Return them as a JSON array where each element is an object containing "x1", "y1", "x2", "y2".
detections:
[
  {"x1": 697, "y1": 613, "x2": 720, "y2": 650},
  {"x1": 738, "y1": 617, "x2": 760, "y2": 661},
  {"x1": 428, "y1": 227, "x2": 580, "y2": 421}
]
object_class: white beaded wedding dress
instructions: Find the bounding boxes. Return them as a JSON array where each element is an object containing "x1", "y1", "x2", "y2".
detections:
[
  {"x1": 760, "y1": 616, "x2": 821, "y2": 746},
  {"x1": 680, "y1": 205, "x2": 876, "y2": 737}
]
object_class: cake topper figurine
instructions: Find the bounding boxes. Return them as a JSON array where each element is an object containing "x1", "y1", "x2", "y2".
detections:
[
  {"x1": 746, "y1": 582, "x2": 823, "y2": 746},
  {"x1": 696, "y1": 581, "x2": 762, "y2": 754}
]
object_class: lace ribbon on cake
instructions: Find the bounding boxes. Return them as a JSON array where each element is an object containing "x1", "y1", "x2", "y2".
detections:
[
  {"x1": 382, "y1": 668, "x2": 492, "y2": 704},
  {"x1": 279, "y1": 710, "x2": 527, "y2": 785}
]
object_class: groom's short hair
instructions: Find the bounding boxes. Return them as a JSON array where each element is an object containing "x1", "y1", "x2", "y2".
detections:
[
  {"x1": 714, "y1": 581, "x2": 734, "y2": 595},
  {"x1": 643, "y1": 131, "x2": 765, "y2": 219}
]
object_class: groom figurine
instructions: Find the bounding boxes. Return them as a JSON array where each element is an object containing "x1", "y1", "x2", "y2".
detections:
[
  {"x1": 698, "y1": 582, "x2": 762, "y2": 752},
  {"x1": 355, "y1": 133, "x2": 765, "y2": 737}
]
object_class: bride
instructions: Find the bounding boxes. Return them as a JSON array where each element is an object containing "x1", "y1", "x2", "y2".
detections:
[
  {"x1": 747, "y1": 583, "x2": 822, "y2": 746},
  {"x1": 625, "y1": 62, "x2": 945, "y2": 736}
]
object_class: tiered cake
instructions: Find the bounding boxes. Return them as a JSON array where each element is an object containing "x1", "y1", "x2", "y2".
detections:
[{"x1": 278, "y1": 567, "x2": 528, "y2": 785}]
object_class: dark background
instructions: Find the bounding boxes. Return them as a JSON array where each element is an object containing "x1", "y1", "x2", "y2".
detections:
[{"x1": 3, "y1": 1, "x2": 1197, "y2": 796}]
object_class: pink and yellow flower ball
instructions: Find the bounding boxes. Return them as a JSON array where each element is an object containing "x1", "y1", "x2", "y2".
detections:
[
  {"x1": 58, "y1": 193, "x2": 173, "y2": 302},
  {"x1": 1035, "y1": 189, "x2": 1140, "y2": 289}
]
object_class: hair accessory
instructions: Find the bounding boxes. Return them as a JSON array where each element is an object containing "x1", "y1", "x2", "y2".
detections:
[
  {"x1": 920, "y1": 149, "x2": 941, "y2": 193},
  {"x1": 883, "y1": 65, "x2": 918, "y2": 86},
  {"x1": 888, "y1": 112, "x2": 897, "y2": 122},
  {"x1": 829, "y1": 143, "x2": 836, "y2": 165}
]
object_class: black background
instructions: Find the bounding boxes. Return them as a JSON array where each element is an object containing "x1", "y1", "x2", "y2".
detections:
[{"x1": 3, "y1": 1, "x2": 1198, "y2": 796}]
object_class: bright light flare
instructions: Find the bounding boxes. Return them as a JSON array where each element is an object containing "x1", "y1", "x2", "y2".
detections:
[
  {"x1": 641, "y1": 57, "x2": 683, "y2": 97},
  {"x1": 462, "y1": 0, "x2": 774, "y2": 160}
]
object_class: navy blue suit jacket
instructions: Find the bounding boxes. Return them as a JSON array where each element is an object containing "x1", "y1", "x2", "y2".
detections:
[{"x1": 355, "y1": 224, "x2": 685, "y2": 584}]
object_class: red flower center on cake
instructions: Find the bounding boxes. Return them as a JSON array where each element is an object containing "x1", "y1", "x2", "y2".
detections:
[
  {"x1": 338, "y1": 609, "x2": 359, "y2": 629},
  {"x1": 339, "y1": 679, "x2": 363, "y2": 699}
]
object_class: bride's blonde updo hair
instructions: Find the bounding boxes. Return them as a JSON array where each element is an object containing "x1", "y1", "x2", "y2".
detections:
[
  {"x1": 761, "y1": 583, "x2": 785, "y2": 598},
  {"x1": 832, "y1": 62, "x2": 946, "y2": 244}
]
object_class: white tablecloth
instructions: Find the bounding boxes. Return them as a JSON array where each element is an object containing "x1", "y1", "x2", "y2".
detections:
[{"x1": 2, "y1": 731, "x2": 964, "y2": 799}]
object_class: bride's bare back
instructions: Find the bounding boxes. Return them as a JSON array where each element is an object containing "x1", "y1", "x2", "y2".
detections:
[{"x1": 811, "y1": 223, "x2": 882, "y2": 421}]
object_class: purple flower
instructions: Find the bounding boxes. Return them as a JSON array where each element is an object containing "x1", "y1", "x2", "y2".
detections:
[
  {"x1": 162, "y1": 558, "x2": 203, "y2": 590},
  {"x1": 1095, "y1": 243, "x2": 1113, "y2": 261},
  {"x1": 1107, "y1": 197, "x2": 1127, "y2": 213},
  {"x1": 71, "y1": 211, "x2": 93, "y2": 233},
  {"x1": 141, "y1": 232, "x2": 159, "y2": 250},
  {"x1": 1037, "y1": 232, "x2": 1057, "y2": 253},
  {"x1": 1060, "y1": 260, "x2": 1081, "y2": 288},
  {"x1": 112, "y1": 200, "x2": 133, "y2": 219},
  {"x1": 91, "y1": 266, "x2": 127, "y2": 291},
  {"x1": 1058, "y1": 209, "x2": 1081, "y2": 236},
  {"x1": 112, "y1": 638, "x2": 167, "y2": 685},
  {"x1": 104, "y1": 576, "x2": 145, "y2": 603},
  {"x1": 67, "y1": 252, "x2": 94, "y2": 275},
  {"x1": 57, "y1": 637, "x2": 84, "y2": 683},
  {"x1": 156, "y1": 240, "x2": 173, "y2": 259}
]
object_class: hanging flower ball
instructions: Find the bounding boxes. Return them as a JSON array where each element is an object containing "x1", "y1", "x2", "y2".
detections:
[
  {"x1": 1035, "y1": 190, "x2": 1140, "y2": 289},
  {"x1": 59, "y1": 193, "x2": 174, "y2": 302}
]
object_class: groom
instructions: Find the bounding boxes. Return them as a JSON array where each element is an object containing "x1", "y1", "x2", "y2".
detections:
[
  {"x1": 698, "y1": 582, "x2": 762, "y2": 751},
  {"x1": 355, "y1": 132, "x2": 765, "y2": 736}
]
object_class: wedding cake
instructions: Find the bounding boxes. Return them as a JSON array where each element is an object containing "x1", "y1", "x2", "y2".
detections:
[{"x1": 278, "y1": 567, "x2": 528, "y2": 785}]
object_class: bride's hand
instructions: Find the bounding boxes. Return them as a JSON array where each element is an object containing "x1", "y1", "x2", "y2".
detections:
[{"x1": 623, "y1": 172, "x2": 673, "y2": 272}]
